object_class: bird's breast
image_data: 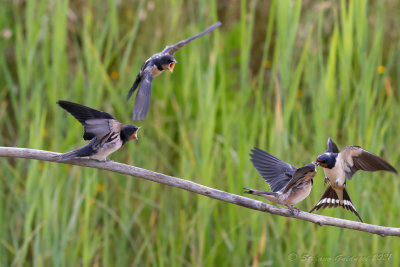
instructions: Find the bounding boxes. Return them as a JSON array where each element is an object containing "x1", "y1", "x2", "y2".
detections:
[
  {"x1": 90, "y1": 138, "x2": 123, "y2": 161},
  {"x1": 152, "y1": 66, "x2": 164, "y2": 77},
  {"x1": 282, "y1": 182, "x2": 312, "y2": 205},
  {"x1": 324, "y1": 164, "x2": 345, "y2": 185}
]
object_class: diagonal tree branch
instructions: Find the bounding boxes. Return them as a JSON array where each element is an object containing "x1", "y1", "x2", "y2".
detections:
[{"x1": 0, "y1": 146, "x2": 399, "y2": 237}]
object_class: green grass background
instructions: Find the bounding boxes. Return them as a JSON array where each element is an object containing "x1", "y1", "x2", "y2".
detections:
[{"x1": 1, "y1": 0, "x2": 400, "y2": 266}]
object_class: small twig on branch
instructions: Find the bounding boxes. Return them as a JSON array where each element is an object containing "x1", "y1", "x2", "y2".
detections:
[{"x1": 0, "y1": 146, "x2": 399, "y2": 237}]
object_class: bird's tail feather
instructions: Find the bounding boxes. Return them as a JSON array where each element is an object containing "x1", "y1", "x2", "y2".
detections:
[
  {"x1": 243, "y1": 187, "x2": 279, "y2": 203},
  {"x1": 310, "y1": 186, "x2": 363, "y2": 222},
  {"x1": 57, "y1": 144, "x2": 94, "y2": 161},
  {"x1": 243, "y1": 188, "x2": 277, "y2": 196}
]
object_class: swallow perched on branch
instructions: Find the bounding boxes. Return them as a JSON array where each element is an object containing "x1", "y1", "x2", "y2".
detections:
[
  {"x1": 127, "y1": 21, "x2": 222, "y2": 121},
  {"x1": 57, "y1": 101, "x2": 140, "y2": 161},
  {"x1": 244, "y1": 147, "x2": 317, "y2": 212},
  {"x1": 310, "y1": 138, "x2": 397, "y2": 222}
]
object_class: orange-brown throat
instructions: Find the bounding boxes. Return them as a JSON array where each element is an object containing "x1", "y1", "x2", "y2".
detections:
[{"x1": 316, "y1": 159, "x2": 326, "y2": 168}]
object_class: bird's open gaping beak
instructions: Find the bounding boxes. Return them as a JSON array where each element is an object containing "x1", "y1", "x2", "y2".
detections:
[
  {"x1": 315, "y1": 159, "x2": 321, "y2": 166},
  {"x1": 169, "y1": 60, "x2": 177, "y2": 73},
  {"x1": 132, "y1": 127, "x2": 141, "y2": 140}
]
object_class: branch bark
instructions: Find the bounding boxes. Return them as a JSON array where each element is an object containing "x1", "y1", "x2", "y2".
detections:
[{"x1": 1, "y1": 146, "x2": 399, "y2": 237}]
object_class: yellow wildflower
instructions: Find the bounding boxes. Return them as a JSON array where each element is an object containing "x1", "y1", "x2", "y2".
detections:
[
  {"x1": 263, "y1": 60, "x2": 272, "y2": 69},
  {"x1": 110, "y1": 71, "x2": 119, "y2": 80},
  {"x1": 96, "y1": 184, "x2": 105, "y2": 192},
  {"x1": 377, "y1": 65, "x2": 385, "y2": 74}
]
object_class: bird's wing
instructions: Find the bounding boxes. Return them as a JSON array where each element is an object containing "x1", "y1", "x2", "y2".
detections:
[
  {"x1": 327, "y1": 137, "x2": 340, "y2": 153},
  {"x1": 161, "y1": 22, "x2": 221, "y2": 56},
  {"x1": 57, "y1": 101, "x2": 121, "y2": 142},
  {"x1": 127, "y1": 73, "x2": 142, "y2": 100},
  {"x1": 127, "y1": 60, "x2": 152, "y2": 101},
  {"x1": 83, "y1": 119, "x2": 123, "y2": 146},
  {"x1": 250, "y1": 147, "x2": 297, "y2": 192},
  {"x1": 282, "y1": 164, "x2": 316, "y2": 193},
  {"x1": 132, "y1": 66, "x2": 154, "y2": 121},
  {"x1": 339, "y1": 146, "x2": 398, "y2": 179}
]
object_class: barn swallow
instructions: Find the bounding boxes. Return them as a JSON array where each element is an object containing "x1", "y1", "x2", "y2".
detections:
[
  {"x1": 244, "y1": 147, "x2": 317, "y2": 212},
  {"x1": 57, "y1": 101, "x2": 139, "y2": 161},
  {"x1": 310, "y1": 138, "x2": 397, "y2": 222},
  {"x1": 126, "y1": 21, "x2": 222, "y2": 121}
]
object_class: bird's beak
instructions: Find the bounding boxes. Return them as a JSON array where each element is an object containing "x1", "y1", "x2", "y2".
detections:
[
  {"x1": 315, "y1": 160, "x2": 321, "y2": 166},
  {"x1": 132, "y1": 127, "x2": 141, "y2": 140},
  {"x1": 312, "y1": 162, "x2": 318, "y2": 172},
  {"x1": 168, "y1": 61, "x2": 177, "y2": 73}
]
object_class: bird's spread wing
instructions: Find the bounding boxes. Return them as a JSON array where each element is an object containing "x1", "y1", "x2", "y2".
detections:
[
  {"x1": 161, "y1": 22, "x2": 221, "y2": 56},
  {"x1": 127, "y1": 60, "x2": 152, "y2": 101},
  {"x1": 282, "y1": 164, "x2": 316, "y2": 193},
  {"x1": 57, "y1": 101, "x2": 121, "y2": 142},
  {"x1": 339, "y1": 146, "x2": 398, "y2": 179},
  {"x1": 132, "y1": 66, "x2": 154, "y2": 121},
  {"x1": 250, "y1": 147, "x2": 297, "y2": 192},
  {"x1": 58, "y1": 101, "x2": 116, "y2": 123},
  {"x1": 327, "y1": 137, "x2": 340, "y2": 153}
]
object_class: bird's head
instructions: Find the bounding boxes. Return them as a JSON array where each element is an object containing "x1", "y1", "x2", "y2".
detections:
[
  {"x1": 304, "y1": 162, "x2": 317, "y2": 172},
  {"x1": 294, "y1": 163, "x2": 317, "y2": 181},
  {"x1": 315, "y1": 153, "x2": 337, "y2": 169},
  {"x1": 121, "y1": 125, "x2": 140, "y2": 144},
  {"x1": 159, "y1": 55, "x2": 177, "y2": 73}
]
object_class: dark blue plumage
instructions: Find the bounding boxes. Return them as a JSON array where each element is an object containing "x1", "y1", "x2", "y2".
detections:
[
  {"x1": 327, "y1": 137, "x2": 339, "y2": 153},
  {"x1": 316, "y1": 153, "x2": 337, "y2": 169},
  {"x1": 59, "y1": 139, "x2": 96, "y2": 160}
]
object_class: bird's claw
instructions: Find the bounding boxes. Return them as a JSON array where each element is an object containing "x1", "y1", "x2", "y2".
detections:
[
  {"x1": 95, "y1": 158, "x2": 111, "y2": 162},
  {"x1": 334, "y1": 180, "x2": 339, "y2": 187},
  {"x1": 324, "y1": 177, "x2": 329, "y2": 185},
  {"x1": 288, "y1": 206, "x2": 300, "y2": 216}
]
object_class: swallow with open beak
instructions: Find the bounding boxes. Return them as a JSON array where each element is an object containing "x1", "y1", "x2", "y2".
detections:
[
  {"x1": 310, "y1": 138, "x2": 397, "y2": 222},
  {"x1": 244, "y1": 147, "x2": 317, "y2": 212},
  {"x1": 127, "y1": 21, "x2": 222, "y2": 121},
  {"x1": 57, "y1": 101, "x2": 140, "y2": 161}
]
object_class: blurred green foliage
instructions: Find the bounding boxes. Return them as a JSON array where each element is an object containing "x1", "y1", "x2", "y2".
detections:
[{"x1": 1, "y1": 0, "x2": 400, "y2": 266}]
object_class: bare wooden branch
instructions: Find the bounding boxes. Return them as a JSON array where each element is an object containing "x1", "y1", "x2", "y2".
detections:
[{"x1": 1, "y1": 146, "x2": 399, "y2": 237}]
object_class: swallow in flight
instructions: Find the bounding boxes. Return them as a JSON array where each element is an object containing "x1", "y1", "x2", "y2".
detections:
[
  {"x1": 57, "y1": 101, "x2": 139, "y2": 161},
  {"x1": 310, "y1": 138, "x2": 397, "y2": 222},
  {"x1": 127, "y1": 21, "x2": 222, "y2": 121},
  {"x1": 244, "y1": 147, "x2": 317, "y2": 212}
]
